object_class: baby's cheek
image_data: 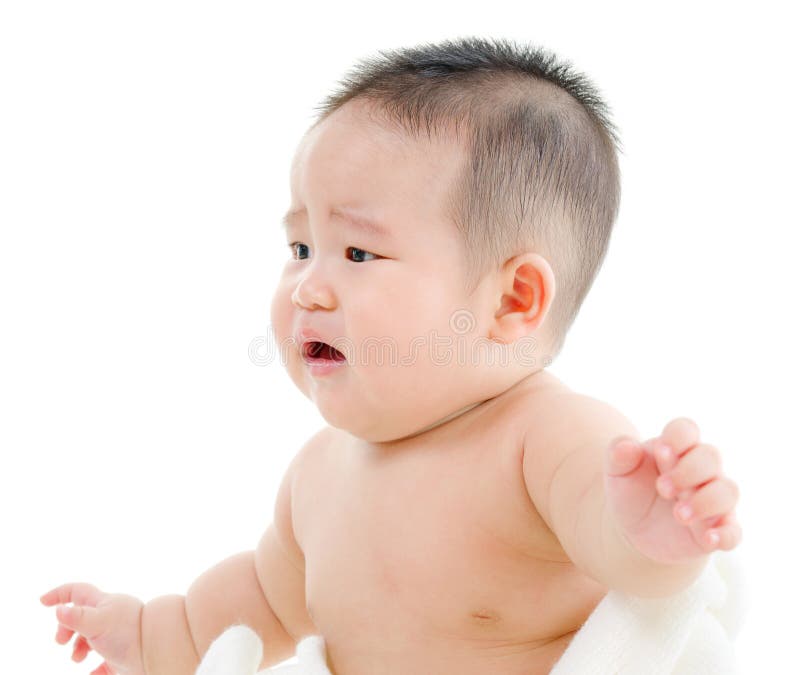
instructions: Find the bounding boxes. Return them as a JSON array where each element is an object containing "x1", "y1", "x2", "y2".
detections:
[{"x1": 269, "y1": 284, "x2": 293, "y2": 340}]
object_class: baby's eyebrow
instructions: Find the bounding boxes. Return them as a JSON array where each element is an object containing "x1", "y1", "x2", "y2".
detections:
[{"x1": 281, "y1": 206, "x2": 394, "y2": 239}]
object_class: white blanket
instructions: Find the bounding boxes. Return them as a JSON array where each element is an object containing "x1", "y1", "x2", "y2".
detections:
[{"x1": 196, "y1": 549, "x2": 747, "y2": 675}]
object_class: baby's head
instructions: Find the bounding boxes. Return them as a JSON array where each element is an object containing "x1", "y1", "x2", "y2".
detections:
[{"x1": 271, "y1": 37, "x2": 621, "y2": 442}]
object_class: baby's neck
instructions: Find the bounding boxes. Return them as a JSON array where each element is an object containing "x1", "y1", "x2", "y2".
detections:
[
  {"x1": 389, "y1": 369, "x2": 557, "y2": 443},
  {"x1": 410, "y1": 399, "x2": 486, "y2": 437}
]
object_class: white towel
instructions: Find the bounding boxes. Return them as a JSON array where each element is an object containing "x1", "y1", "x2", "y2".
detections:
[
  {"x1": 195, "y1": 627, "x2": 330, "y2": 675},
  {"x1": 196, "y1": 549, "x2": 746, "y2": 675},
  {"x1": 550, "y1": 549, "x2": 747, "y2": 674}
]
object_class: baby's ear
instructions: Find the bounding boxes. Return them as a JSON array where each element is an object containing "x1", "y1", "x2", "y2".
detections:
[{"x1": 489, "y1": 252, "x2": 555, "y2": 344}]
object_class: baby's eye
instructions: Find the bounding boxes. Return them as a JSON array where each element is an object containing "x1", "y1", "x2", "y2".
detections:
[
  {"x1": 346, "y1": 246, "x2": 379, "y2": 263},
  {"x1": 288, "y1": 242, "x2": 310, "y2": 260}
]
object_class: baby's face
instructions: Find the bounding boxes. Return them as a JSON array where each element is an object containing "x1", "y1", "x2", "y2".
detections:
[{"x1": 270, "y1": 103, "x2": 500, "y2": 442}]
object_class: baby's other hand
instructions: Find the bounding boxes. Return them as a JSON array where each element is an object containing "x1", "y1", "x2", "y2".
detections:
[
  {"x1": 40, "y1": 582, "x2": 145, "y2": 675},
  {"x1": 604, "y1": 417, "x2": 742, "y2": 565}
]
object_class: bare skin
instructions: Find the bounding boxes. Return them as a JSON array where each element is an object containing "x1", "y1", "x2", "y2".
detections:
[{"x1": 285, "y1": 369, "x2": 609, "y2": 675}]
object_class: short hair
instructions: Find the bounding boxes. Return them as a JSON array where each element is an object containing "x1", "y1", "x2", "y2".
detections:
[{"x1": 310, "y1": 36, "x2": 622, "y2": 359}]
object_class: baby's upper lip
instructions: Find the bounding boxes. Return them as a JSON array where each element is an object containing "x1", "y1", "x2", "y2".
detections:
[
  {"x1": 295, "y1": 327, "x2": 348, "y2": 363},
  {"x1": 295, "y1": 327, "x2": 333, "y2": 347}
]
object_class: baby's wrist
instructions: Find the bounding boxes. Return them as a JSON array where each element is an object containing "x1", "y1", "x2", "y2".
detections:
[{"x1": 600, "y1": 507, "x2": 709, "y2": 598}]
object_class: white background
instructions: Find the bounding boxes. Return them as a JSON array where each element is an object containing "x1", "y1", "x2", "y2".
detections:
[{"x1": 2, "y1": 1, "x2": 797, "y2": 671}]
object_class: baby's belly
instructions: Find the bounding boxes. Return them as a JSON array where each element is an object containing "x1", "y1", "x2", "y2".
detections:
[
  {"x1": 323, "y1": 629, "x2": 579, "y2": 675},
  {"x1": 302, "y1": 491, "x2": 607, "y2": 675},
  {"x1": 306, "y1": 552, "x2": 604, "y2": 675}
]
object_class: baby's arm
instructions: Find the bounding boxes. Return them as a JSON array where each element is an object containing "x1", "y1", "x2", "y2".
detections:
[
  {"x1": 141, "y1": 543, "x2": 292, "y2": 674},
  {"x1": 522, "y1": 395, "x2": 740, "y2": 597},
  {"x1": 141, "y1": 525, "x2": 304, "y2": 674},
  {"x1": 42, "y1": 430, "x2": 322, "y2": 674}
]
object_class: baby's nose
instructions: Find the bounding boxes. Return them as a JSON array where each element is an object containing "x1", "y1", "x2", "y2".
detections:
[{"x1": 291, "y1": 272, "x2": 336, "y2": 310}]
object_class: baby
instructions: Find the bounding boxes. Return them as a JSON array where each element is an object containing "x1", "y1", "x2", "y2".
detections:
[{"x1": 41, "y1": 37, "x2": 742, "y2": 675}]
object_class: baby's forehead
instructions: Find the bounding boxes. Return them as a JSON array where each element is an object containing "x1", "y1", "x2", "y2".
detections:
[
  {"x1": 289, "y1": 111, "x2": 465, "y2": 223},
  {"x1": 295, "y1": 102, "x2": 464, "y2": 172}
]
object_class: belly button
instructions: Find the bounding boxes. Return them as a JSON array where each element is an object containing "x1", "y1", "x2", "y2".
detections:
[{"x1": 470, "y1": 609, "x2": 501, "y2": 624}]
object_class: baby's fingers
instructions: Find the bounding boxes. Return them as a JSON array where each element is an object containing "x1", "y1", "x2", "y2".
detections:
[
  {"x1": 55, "y1": 622, "x2": 74, "y2": 644},
  {"x1": 72, "y1": 634, "x2": 92, "y2": 662},
  {"x1": 41, "y1": 582, "x2": 104, "y2": 608},
  {"x1": 675, "y1": 477, "x2": 739, "y2": 524},
  {"x1": 56, "y1": 603, "x2": 104, "y2": 641},
  {"x1": 708, "y1": 512, "x2": 743, "y2": 551},
  {"x1": 606, "y1": 437, "x2": 644, "y2": 476},
  {"x1": 658, "y1": 443, "x2": 722, "y2": 498}
]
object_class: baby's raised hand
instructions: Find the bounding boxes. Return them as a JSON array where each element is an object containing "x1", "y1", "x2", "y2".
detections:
[
  {"x1": 40, "y1": 582, "x2": 145, "y2": 675},
  {"x1": 604, "y1": 418, "x2": 742, "y2": 565}
]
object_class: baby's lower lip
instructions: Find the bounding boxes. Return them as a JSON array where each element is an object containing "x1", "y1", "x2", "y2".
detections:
[
  {"x1": 301, "y1": 343, "x2": 348, "y2": 376},
  {"x1": 303, "y1": 356, "x2": 347, "y2": 376}
]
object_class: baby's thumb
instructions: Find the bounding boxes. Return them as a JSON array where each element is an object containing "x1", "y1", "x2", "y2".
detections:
[
  {"x1": 56, "y1": 604, "x2": 102, "y2": 639},
  {"x1": 606, "y1": 437, "x2": 644, "y2": 477}
]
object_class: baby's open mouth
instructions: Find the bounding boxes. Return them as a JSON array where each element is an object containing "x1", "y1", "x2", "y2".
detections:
[{"x1": 303, "y1": 341, "x2": 347, "y2": 363}]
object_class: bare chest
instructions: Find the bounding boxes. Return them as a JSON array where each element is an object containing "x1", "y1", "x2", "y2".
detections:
[{"x1": 293, "y1": 413, "x2": 607, "y2": 673}]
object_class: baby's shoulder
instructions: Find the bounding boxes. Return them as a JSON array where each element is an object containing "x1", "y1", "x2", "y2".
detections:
[
  {"x1": 292, "y1": 425, "x2": 343, "y2": 474},
  {"x1": 493, "y1": 370, "x2": 636, "y2": 448},
  {"x1": 517, "y1": 380, "x2": 640, "y2": 455}
]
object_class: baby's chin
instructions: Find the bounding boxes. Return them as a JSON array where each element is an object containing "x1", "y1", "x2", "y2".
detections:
[
  {"x1": 303, "y1": 391, "x2": 404, "y2": 442},
  {"x1": 289, "y1": 359, "x2": 500, "y2": 442}
]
